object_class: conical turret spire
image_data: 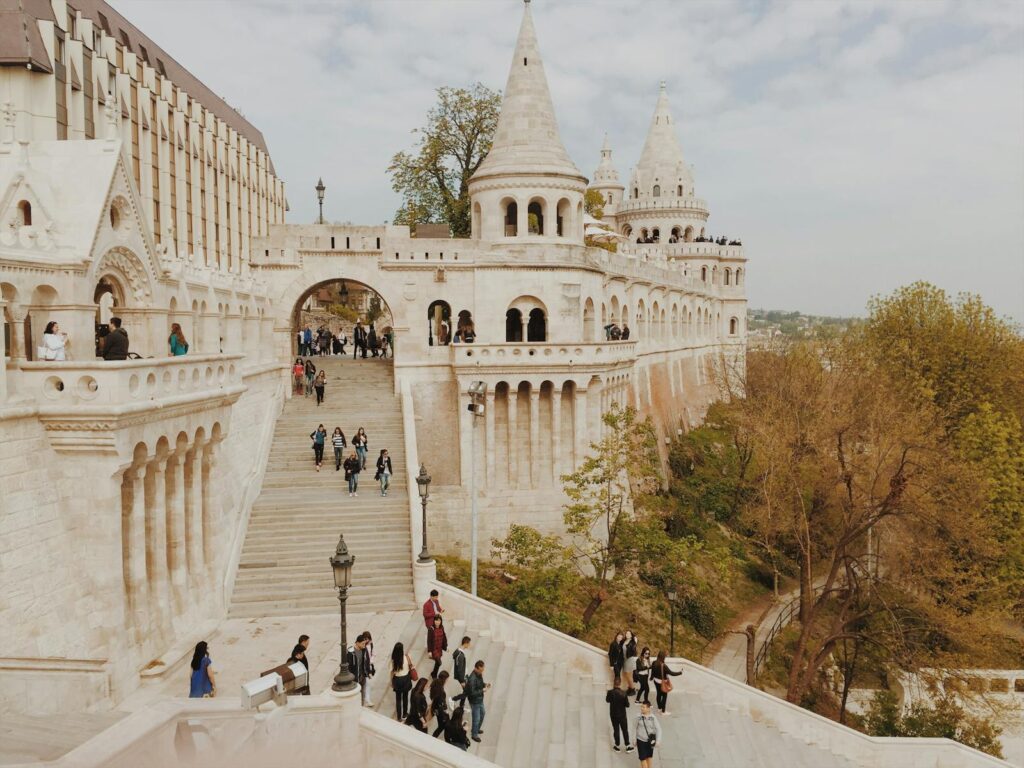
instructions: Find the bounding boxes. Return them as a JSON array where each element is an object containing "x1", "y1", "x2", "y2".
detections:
[
  {"x1": 634, "y1": 81, "x2": 692, "y2": 187},
  {"x1": 593, "y1": 133, "x2": 619, "y2": 184},
  {"x1": 471, "y1": 1, "x2": 584, "y2": 182}
]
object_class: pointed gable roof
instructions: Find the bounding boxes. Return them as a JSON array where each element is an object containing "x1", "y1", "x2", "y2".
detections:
[
  {"x1": 634, "y1": 81, "x2": 692, "y2": 186},
  {"x1": 471, "y1": 1, "x2": 584, "y2": 183}
]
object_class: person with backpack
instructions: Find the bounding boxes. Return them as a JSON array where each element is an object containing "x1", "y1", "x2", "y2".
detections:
[
  {"x1": 427, "y1": 615, "x2": 448, "y2": 680},
  {"x1": 331, "y1": 428, "x2": 347, "y2": 471},
  {"x1": 635, "y1": 700, "x2": 662, "y2": 767},
  {"x1": 310, "y1": 424, "x2": 327, "y2": 472},
  {"x1": 650, "y1": 650, "x2": 682, "y2": 715},
  {"x1": 343, "y1": 451, "x2": 361, "y2": 496}
]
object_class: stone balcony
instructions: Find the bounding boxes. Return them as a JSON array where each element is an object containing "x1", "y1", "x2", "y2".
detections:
[
  {"x1": 450, "y1": 340, "x2": 637, "y2": 375},
  {"x1": 17, "y1": 354, "x2": 246, "y2": 454}
]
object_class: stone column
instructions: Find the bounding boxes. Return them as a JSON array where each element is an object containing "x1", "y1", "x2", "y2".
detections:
[
  {"x1": 261, "y1": 313, "x2": 275, "y2": 364},
  {"x1": 186, "y1": 442, "x2": 204, "y2": 595},
  {"x1": 484, "y1": 390, "x2": 495, "y2": 489},
  {"x1": 0, "y1": 299, "x2": 8, "y2": 402},
  {"x1": 201, "y1": 441, "x2": 215, "y2": 578},
  {"x1": 529, "y1": 388, "x2": 540, "y2": 489},
  {"x1": 201, "y1": 311, "x2": 220, "y2": 354},
  {"x1": 507, "y1": 387, "x2": 518, "y2": 488},
  {"x1": 6, "y1": 308, "x2": 26, "y2": 363},
  {"x1": 166, "y1": 451, "x2": 188, "y2": 616},
  {"x1": 574, "y1": 388, "x2": 587, "y2": 469},
  {"x1": 516, "y1": 199, "x2": 528, "y2": 238},
  {"x1": 127, "y1": 465, "x2": 149, "y2": 638},
  {"x1": 223, "y1": 313, "x2": 243, "y2": 354},
  {"x1": 551, "y1": 384, "x2": 562, "y2": 483},
  {"x1": 147, "y1": 458, "x2": 172, "y2": 632}
]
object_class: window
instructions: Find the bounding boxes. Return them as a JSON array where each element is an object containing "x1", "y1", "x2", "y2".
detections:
[
  {"x1": 428, "y1": 300, "x2": 451, "y2": 346},
  {"x1": 503, "y1": 200, "x2": 518, "y2": 236},
  {"x1": 527, "y1": 308, "x2": 546, "y2": 342},
  {"x1": 729, "y1": 317, "x2": 739, "y2": 335},
  {"x1": 724, "y1": 269, "x2": 732, "y2": 286},
  {"x1": 527, "y1": 200, "x2": 544, "y2": 235},
  {"x1": 17, "y1": 200, "x2": 32, "y2": 226},
  {"x1": 633, "y1": 187, "x2": 638, "y2": 198},
  {"x1": 677, "y1": 185, "x2": 683, "y2": 196},
  {"x1": 701, "y1": 266, "x2": 707, "y2": 282},
  {"x1": 118, "y1": 29, "x2": 131, "y2": 50},
  {"x1": 505, "y1": 308, "x2": 523, "y2": 342},
  {"x1": 653, "y1": 185, "x2": 661, "y2": 197}
]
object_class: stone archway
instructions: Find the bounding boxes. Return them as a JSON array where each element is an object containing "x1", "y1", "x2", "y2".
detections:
[{"x1": 289, "y1": 277, "x2": 395, "y2": 359}]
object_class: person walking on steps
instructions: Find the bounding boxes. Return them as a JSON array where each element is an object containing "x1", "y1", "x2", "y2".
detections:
[
  {"x1": 651, "y1": 650, "x2": 682, "y2": 716},
  {"x1": 635, "y1": 701, "x2": 662, "y2": 767},
  {"x1": 293, "y1": 358, "x2": 305, "y2": 396},
  {"x1": 445, "y1": 705, "x2": 471, "y2": 751},
  {"x1": 464, "y1": 660, "x2": 490, "y2": 743},
  {"x1": 427, "y1": 615, "x2": 448, "y2": 679},
  {"x1": 331, "y1": 428, "x2": 347, "y2": 471},
  {"x1": 302, "y1": 326, "x2": 313, "y2": 356},
  {"x1": 189, "y1": 641, "x2": 216, "y2": 698},
  {"x1": 344, "y1": 451, "x2": 361, "y2": 496},
  {"x1": 313, "y1": 369, "x2": 326, "y2": 406},
  {"x1": 606, "y1": 680, "x2": 633, "y2": 753},
  {"x1": 634, "y1": 647, "x2": 652, "y2": 705},
  {"x1": 423, "y1": 588, "x2": 444, "y2": 632},
  {"x1": 609, "y1": 631, "x2": 625, "y2": 687},
  {"x1": 353, "y1": 427, "x2": 368, "y2": 469},
  {"x1": 430, "y1": 671, "x2": 452, "y2": 738},
  {"x1": 375, "y1": 449, "x2": 393, "y2": 496},
  {"x1": 389, "y1": 642, "x2": 414, "y2": 722},
  {"x1": 310, "y1": 424, "x2": 327, "y2": 472},
  {"x1": 405, "y1": 677, "x2": 430, "y2": 733},
  {"x1": 353, "y1": 321, "x2": 366, "y2": 360},
  {"x1": 623, "y1": 629, "x2": 638, "y2": 696},
  {"x1": 452, "y1": 636, "x2": 471, "y2": 685},
  {"x1": 303, "y1": 359, "x2": 316, "y2": 397}
]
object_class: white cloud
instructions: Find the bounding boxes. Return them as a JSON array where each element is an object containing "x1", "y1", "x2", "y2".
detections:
[{"x1": 114, "y1": 0, "x2": 1024, "y2": 322}]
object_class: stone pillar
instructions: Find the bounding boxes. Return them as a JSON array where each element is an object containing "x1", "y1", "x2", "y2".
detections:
[
  {"x1": 551, "y1": 384, "x2": 562, "y2": 483},
  {"x1": 147, "y1": 458, "x2": 172, "y2": 632},
  {"x1": 186, "y1": 443, "x2": 203, "y2": 594},
  {"x1": 166, "y1": 451, "x2": 188, "y2": 616},
  {"x1": 529, "y1": 388, "x2": 540, "y2": 489},
  {"x1": 223, "y1": 313, "x2": 243, "y2": 354},
  {"x1": 201, "y1": 441, "x2": 214, "y2": 577},
  {"x1": 507, "y1": 387, "x2": 518, "y2": 488},
  {"x1": 484, "y1": 390, "x2": 495, "y2": 489},
  {"x1": 0, "y1": 299, "x2": 8, "y2": 402},
  {"x1": 6, "y1": 308, "x2": 26, "y2": 363},
  {"x1": 574, "y1": 388, "x2": 587, "y2": 469},
  {"x1": 516, "y1": 199, "x2": 527, "y2": 238},
  {"x1": 201, "y1": 312, "x2": 220, "y2": 354},
  {"x1": 127, "y1": 465, "x2": 149, "y2": 638}
]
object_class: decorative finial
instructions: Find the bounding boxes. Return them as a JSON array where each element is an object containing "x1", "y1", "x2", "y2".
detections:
[{"x1": 660, "y1": 80, "x2": 666, "y2": 91}]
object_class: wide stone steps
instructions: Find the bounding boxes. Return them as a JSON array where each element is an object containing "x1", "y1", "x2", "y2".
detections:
[{"x1": 229, "y1": 358, "x2": 415, "y2": 618}]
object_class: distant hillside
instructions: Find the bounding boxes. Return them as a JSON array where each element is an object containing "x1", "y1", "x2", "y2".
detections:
[{"x1": 747, "y1": 308, "x2": 860, "y2": 340}]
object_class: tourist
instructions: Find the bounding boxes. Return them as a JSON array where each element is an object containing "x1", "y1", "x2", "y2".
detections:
[
  {"x1": 610, "y1": 324, "x2": 622, "y2": 341},
  {"x1": 389, "y1": 641, "x2": 414, "y2": 722},
  {"x1": 461, "y1": 323, "x2": 476, "y2": 344},
  {"x1": 319, "y1": 328, "x2": 331, "y2": 356},
  {"x1": 362, "y1": 630, "x2": 376, "y2": 707},
  {"x1": 353, "y1": 427, "x2": 368, "y2": 470},
  {"x1": 296, "y1": 329, "x2": 303, "y2": 355},
  {"x1": 375, "y1": 449, "x2": 393, "y2": 497},
  {"x1": 623, "y1": 630, "x2": 638, "y2": 695},
  {"x1": 313, "y1": 369, "x2": 326, "y2": 406},
  {"x1": 303, "y1": 359, "x2": 316, "y2": 397},
  {"x1": 310, "y1": 424, "x2": 327, "y2": 472},
  {"x1": 368, "y1": 323, "x2": 378, "y2": 357},
  {"x1": 650, "y1": 650, "x2": 682, "y2": 715},
  {"x1": 302, "y1": 326, "x2": 313, "y2": 356},
  {"x1": 405, "y1": 677, "x2": 430, "y2": 733},
  {"x1": 287, "y1": 643, "x2": 311, "y2": 694},
  {"x1": 635, "y1": 700, "x2": 661, "y2": 767},
  {"x1": 386, "y1": 327, "x2": 395, "y2": 355},
  {"x1": 297, "y1": 634, "x2": 311, "y2": 663},
  {"x1": 337, "y1": 330, "x2": 347, "y2": 356},
  {"x1": 430, "y1": 671, "x2": 452, "y2": 737},
  {"x1": 423, "y1": 588, "x2": 444, "y2": 630},
  {"x1": 188, "y1": 641, "x2": 215, "y2": 698},
  {"x1": 343, "y1": 451, "x2": 361, "y2": 496},
  {"x1": 41, "y1": 321, "x2": 69, "y2": 361},
  {"x1": 444, "y1": 704, "x2": 471, "y2": 750},
  {"x1": 452, "y1": 635, "x2": 471, "y2": 684},
  {"x1": 608, "y1": 631, "x2": 625, "y2": 686},
  {"x1": 353, "y1": 321, "x2": 366, "y2": 359},
  {"x1": 101, "y1": 316, "x2": 129, "y2": 360},
  {"x1": 379, "y1": 332, "x2": 390, "y2": 359},
  {"x1": 427, "y1": 615, "x2": 448, "y2": 679},
  {"x1": 347, "y1": 633, "x2": 369, "y2": 701},
  {"x1": 331, "y1": 428, "x2": 347, "y2": 471},
  {"x1": 606, "y1": 680, "x2": 632, "y2": 753},
  {"x1": 168, "y1": 323, "x2": 189, "y2": 356},
  {"x1": 292, "y1": 358, "x2": 305, "y2": 396},
  {"x1": 634, "y1": 647, "x2": 652, "y2": 704},
  {"x1": 621, "y1": 322, "x2": 631, "y2": 340},
  {"x1": 464, "y1": 660, "x2": 490, "y2": 742}
]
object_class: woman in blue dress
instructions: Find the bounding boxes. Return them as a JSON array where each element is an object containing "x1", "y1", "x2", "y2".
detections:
[{"x1": 189, "y1": 641, "x2": 216, "y2": 698}]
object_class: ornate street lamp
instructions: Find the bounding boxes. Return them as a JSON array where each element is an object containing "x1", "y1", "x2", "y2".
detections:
[
  {"x1": 315, "y1": 178, "x2": 326, "y2": 224},
  {"x1": 667, "y1": 588, "x2": 678, "y2": 657},
  {"x1": 416, "y1": 464, "x2": 432, "y2": 562},
  {"x1": 329, "y1": 534, "x2": 356, "y2": 692}
]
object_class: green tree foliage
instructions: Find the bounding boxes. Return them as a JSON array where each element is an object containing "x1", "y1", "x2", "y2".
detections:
[
  {"x1": 388, "y1": 84, "x2": 501, "y2": 237},
  {"x1": 366, "y1": 295, "x2": 384, "y2": 325},
  {"x1": 326, "y1": 303, "x2": 359, "y2": 323},
  {"x1": 584, "y1": 189, "x2": 605, "y2": 218},
  {"x1": 864, "y1": 690, "x2": 1003, "y2": 758}
]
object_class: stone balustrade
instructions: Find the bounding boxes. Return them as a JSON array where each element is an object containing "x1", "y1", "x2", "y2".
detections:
[
  {"x1": 615, "y1": 195, "x2": 710, "y2": 215},
  {"x1": 451, "y1": 340, "x2": 638, "y2": 371}
]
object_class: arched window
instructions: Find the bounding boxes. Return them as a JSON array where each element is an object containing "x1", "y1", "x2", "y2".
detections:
[
  {"x1": 701, "y1": 266, "x2": 707, "y2": 282},
  {"x1": 427, "y1": 300, "x2": 451, "y2": 346},
  {"x1": 670, "y1": 226, "x2": 681, "y2": 242},
  {"x1": 736, "y1": 268, "x2": 743, "y2": 286},
  {"x1": 724, "y1": 268, "x2": 732, "y2": 286},
  {"x1": 621, "y1": 224, "x2": 632, "y2": 238},
  {"x1": 17, "y1": 200, "x2": 32, "y2": 227},
  {"x1": 652, "y1": 227, "x2": 660, "y2": 242},
  {"x1": 527, "y1": 308, "x2": 546, "y2": 342},
  {"x1": 527, "y1": 199, "x2": 545, "y2": 235},
  {"x1": 456, "y1": 310, "x2": 475, "y2": 343},
  {"x1": 583, "y1": 298, "x2": 596, "y2": 342},
  {"x1": 503, "y1": 199, "x2": 518, "y2": 237},
  {"x1": 729, "y1": 317, "x2": 739, "y2": 335},
  {"x1": 677, "y1": 185, "x2": 683, "y2": 196},
  {"x1": 652, "y1": 185, "x2": 661, "y2": 198},
  {"x1": 556, "y1": 198, "x2": 571, "y2": 237},
  {"x1": 684, "y1": 225, "x2": 694, "y2": 242},
  {"x1": 633, "y1": 187, "x2": 639, "y2": 199},
  {"x1": 505, "y1": 308, "x2": 523, "y2": 342}
]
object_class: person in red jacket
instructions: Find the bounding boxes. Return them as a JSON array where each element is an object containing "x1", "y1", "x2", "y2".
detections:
[
  {"x1": 423, "y1": 589, "x2": 444, "y2": 630},
  {"x1": 427, "y1": 615, "x2": 448, "y2": 679}
]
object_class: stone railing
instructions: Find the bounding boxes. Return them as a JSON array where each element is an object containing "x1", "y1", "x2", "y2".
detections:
[
  {"x1": 359, "y1": 708, "x2": 496, "y2": 767},
  {"x1": 620, "y1": 241, "x2": 744, "y2": 260},
  {"x1": 19, "y1": 354, "x2": 245, "y2": 410},
  {"x1": 615, "y1": 196, "x2": 709, "y2": 215},
  {"x1": 450, "y1": 341, "x2": 638, "y2": 370}
]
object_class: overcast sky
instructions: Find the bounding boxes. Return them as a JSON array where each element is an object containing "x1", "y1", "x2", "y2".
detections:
[{"x1": 116, "y1": 0, "x2": 1024, "y2": 322}]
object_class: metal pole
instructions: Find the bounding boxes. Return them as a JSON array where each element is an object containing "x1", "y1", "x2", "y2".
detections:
[
  {"x1": 318, "y1": 200, "x2": 324, "y2": 225},
  {"x1": 471, "y1": 407, "x2": 478, "y2": 597},
  {"x1": 417, "y1": 494, "x2": 430, "y2": 562},
  {"x1": 333, "y1": 586, "x2": 355, "y2": 691},
  {"x1": 669, "y1": 603, "x2": 675, "y2": 657}
]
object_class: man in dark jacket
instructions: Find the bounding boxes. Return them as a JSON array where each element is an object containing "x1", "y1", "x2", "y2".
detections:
[
  {"x1": 353, "y1": 322, "x2": 366, "y2": 359},
  {"x1": 464, "y1": 660, "x2": 490, "y2": 742},
  {"x1": 452, "y1": 636, "x2": 471, "y2": 684},
  {"x1": 101, "y1": 316, "x2": 129, "y2": 360},
  {"x1": 606, "y1": 681, "x2": 633, "y2": 752},
  {"x1": 621, "y1": 323, "x2": 631, "y2": 340}
]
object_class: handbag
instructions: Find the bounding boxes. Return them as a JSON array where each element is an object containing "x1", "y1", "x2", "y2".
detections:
[
  {"x1": 660, "y1": 677, "x2": 673, "y2": 694},
  {"x1": 408, "y1": 654, "x2": 419, "y2": 682}
]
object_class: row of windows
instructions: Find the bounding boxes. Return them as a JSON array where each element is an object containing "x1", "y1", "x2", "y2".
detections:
[{"x1": 632, "y1": 183, "x2": 691, "y2": 199}]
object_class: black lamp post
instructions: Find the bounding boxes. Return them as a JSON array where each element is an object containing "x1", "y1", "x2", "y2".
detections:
[
  {"x1": 330, "y1": 534, "x2": 356, "y2": 692},
  {"x1": 315, "y1": 178, "x2": 326, "y2": 224},
  {"x1": 667, "y1": 588, "x2": 678, "y2": 657},
  {"x1": 416, "y1": 463, "x2": 432, "y2": 562}
]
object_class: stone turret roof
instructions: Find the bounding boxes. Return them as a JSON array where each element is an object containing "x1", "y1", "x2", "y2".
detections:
[
  {"x1": 592, "y1": 133, "x2": 621, "y2": 186},
  {"x1": 634, "y1": 81, "x2": 693, "y2": 186},
  {"x1": 471, "y1": 1, "x2": 585, "y2": 183}
]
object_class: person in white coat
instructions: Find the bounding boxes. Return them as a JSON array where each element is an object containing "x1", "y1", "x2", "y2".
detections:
[{"x1": 41, "y1": 321, "x2": 68, "y2": 361}]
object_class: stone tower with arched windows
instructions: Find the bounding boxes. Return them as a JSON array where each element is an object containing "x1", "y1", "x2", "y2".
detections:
[
  {"x1": 468, "y1": 1, "x2": 588, "y2": 243},
  {"x1": 590, "y1": 134, "x2": 625, "y2": 216}
]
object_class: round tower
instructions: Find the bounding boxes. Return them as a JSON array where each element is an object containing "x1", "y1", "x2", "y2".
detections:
[
  {"x1": 589, "y1": 134, "x2": 625, "y2": 219},
  {"x1": 617, "y1": 82, "x2": 708, "y2": 243},
  {"x1": 468, "y1": 1, "x2": 588, "y2": 244}
]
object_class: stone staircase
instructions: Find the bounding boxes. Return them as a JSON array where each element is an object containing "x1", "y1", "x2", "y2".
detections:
[{"x1": 229, "y1": 357, "x2": 414, "y2": 618}]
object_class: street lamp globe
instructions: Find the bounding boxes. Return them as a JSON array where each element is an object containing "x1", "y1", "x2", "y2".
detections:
[
  {"x1": 315, "y1": 177, "x2": 326, "y2": 203},
  {"x1": 416, "y1": 463, "x2": 431, "y2": 499},
  {"x1": 330, "y1": 533, "x2": 355, "y2": 589}
]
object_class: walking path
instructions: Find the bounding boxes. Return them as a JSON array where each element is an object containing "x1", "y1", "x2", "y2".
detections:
[{"x1": 709, "y1": 581, "x2": 803, "y2": 683}]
